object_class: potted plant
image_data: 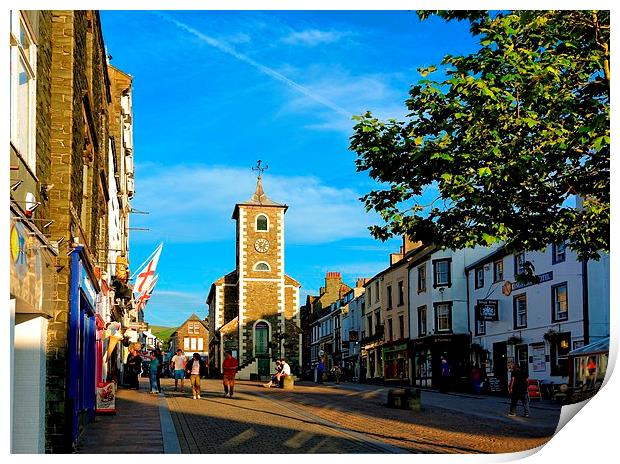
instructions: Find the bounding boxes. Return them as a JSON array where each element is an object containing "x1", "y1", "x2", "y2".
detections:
[
  {"x1": 507, "y1": 335, "x2": 522, "y2": 345},
  {"x1": 544, "y1": 329, "x2": 560, "y2": 343}
]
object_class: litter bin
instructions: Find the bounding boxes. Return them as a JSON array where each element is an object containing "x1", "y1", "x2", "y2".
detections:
[{"x1": 387, "y1": 388, "x2": 421, "y2": 411}]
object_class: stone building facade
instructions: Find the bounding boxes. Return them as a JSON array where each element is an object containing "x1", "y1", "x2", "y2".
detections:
[
  {"x1": 207, "y1": 176, "x2": 302, "y2": 379},
  {"x1": 9, "y1": 10, "x2": 135, "y2": 453},
  {"x1": 169, "y1": 314, "x2": 210, "y2": 359}
]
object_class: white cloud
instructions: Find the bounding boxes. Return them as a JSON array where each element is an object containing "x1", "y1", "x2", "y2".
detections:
[
  {"x1": 282, "y1": 29, "x2": 348, "y2": 46},
  {"x1": 131, "y1": 165, "x2": 378, "y2": 245}
]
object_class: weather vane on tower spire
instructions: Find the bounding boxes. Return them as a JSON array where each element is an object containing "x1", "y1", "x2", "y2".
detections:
[{"x1": 252, "y1": 159, "x2": 269, "y2": 180}]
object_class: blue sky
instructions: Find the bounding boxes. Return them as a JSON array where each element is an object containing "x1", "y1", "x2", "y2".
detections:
[{"x1": 99, "y1": 11, "x2": 477, "y2": 328}]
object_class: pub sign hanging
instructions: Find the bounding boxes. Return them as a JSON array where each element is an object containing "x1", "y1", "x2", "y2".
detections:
[{"x1": 477, "y1": 299, "x2": 499, "y2": 321}]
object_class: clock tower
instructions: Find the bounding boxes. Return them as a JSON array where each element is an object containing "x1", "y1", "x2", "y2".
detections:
[{"x1": 208, "y1": 162, "x2": 302, "y2": 379}]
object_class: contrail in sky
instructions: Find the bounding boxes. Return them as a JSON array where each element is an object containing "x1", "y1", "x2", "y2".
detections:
[{"x1": 154, "y1": 12, "x2": 352, "y2": 118}]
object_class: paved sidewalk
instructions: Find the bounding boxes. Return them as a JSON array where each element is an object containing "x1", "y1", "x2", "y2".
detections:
[{"x1": 77, "y1": 378, "x2": 179, "y2": 454}]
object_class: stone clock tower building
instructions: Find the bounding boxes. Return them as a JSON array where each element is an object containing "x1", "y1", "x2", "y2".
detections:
[{"x1": 207, "y1": 172, "x2": 302, "y2": 380}]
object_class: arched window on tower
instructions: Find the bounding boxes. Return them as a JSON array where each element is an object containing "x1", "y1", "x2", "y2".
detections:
[
  {"x1": 256, "y1": 214, "x2": 268, "y2": 231},
  {"x1": 254, "y1": 262, "x2": 271, "y2": 271}
]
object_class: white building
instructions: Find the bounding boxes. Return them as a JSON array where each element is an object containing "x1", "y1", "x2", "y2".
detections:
[
  {"x1": 465, "y1": 243, "x2": 595, "y2": 391},
  {"x1": 408, "y1": 244, "x2": 500, "y2": 388}
]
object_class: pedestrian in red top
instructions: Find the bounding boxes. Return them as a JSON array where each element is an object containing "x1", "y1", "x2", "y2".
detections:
[{"x1": 222, "y1": 350, "x2": 238, "y2": 398}]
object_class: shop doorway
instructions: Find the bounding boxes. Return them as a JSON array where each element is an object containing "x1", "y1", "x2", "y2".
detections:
[{"x1": 493, "y1": 342, "x2": 508, "y2": 391}]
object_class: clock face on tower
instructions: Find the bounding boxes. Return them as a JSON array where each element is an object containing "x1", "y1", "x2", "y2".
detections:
[{"x1": 254, "y1": 238, "x2": 270, "y2": 253}]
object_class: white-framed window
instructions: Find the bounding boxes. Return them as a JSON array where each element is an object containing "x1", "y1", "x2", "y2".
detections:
[
  {"x1": 433, "y1": 259, "x2": 451, "y2": 287},
  {"x1": 198, "y1": 338, "x2": 204, "y2": 351},
  {"x1": 493, "y1": 259, "x2": 504, "y2": 282},
  {"x1": 434, "y1": 302, "x2": 452, "y2": 332},
  {"x1": 514, "y1": 294, "x2": 527, "y2": 328},
  {"x1": 475, "y1": 266, "x2": 484, "y2": 289},
  {"x1": 254, "y1": 261, "x2": 271, "y2": 271},
  {"x1": 418, "y1": 264, "x2": 426, "y2": 292},
  {"x1": 514, "y1": 252, "x2": 526, "y2": 275},
  {"x1": 553, "y1": 242, "x2": 566, "y2": 264},
  {"x1": 256, "y1": 214, "x2": 269, "y2": 231},
  {"x1": 183, "y1": 337, "x2": 190, "y2": 351},
  {"x1": 10, "y1": 11, "x2": 37, "y2": 170},
  {"x1": 552, "y1": 283, "x2": 568, "y2": 322}
]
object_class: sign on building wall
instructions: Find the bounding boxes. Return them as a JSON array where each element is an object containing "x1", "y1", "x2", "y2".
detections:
[
  {"x1": 10, "y1": 219, "x2": 43, "y2": 311},
  {"x1": 476, "y1": 300, "x2": 499, "y2": 321}
]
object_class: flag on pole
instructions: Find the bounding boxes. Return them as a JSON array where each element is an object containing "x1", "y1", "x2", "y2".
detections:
[
  {"x1": 135, "y1": 274, "x2": 158, "y2": 312},
  {"x1": 133, "y1": 243, "x2": 163, "y2": 295}
]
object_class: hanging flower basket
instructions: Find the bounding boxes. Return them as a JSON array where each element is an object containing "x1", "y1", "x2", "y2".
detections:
[
  {"x1": 470, "y1": 342, "x2": 484, "y2": 352},
  {"x1": 507, "y1": 335, "x2": 522, "y2": 345},
  {"x1": 544, "y1": 329, "x2": 560, "y2": 343}
]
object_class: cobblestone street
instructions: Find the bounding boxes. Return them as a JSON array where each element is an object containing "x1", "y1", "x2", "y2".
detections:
[{"x1": 162, "y1": 378, "x2": 561, "y2": 454}]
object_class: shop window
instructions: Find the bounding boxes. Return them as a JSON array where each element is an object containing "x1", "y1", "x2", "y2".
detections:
[
  {"x1": 552, "y1": 242, "x2": 566, "y2": 264},
  {"x1": 493, "y1": 259, "x2": 504, "y2": 282},
  {"x1": 475, "y1": 266, "x2": 484, "y2": 289},
  {"x1": 513, "y1": 294, "x2": 527, "y2": 329},
  {"x1": 10, "y1": 11, "x2": 37, "y2": 170},
  {"x1": 418, "y1": 306, "x2": 427, "y2": 336},
  {"x1": 552, "y1": 282, "x2": 568, "y2": 322},
  {"x1": 256, "y1": 214, "x2": 268, "y2": 231},
  {"x1": 550, "y1": 332, "x2": 571, "y2": 377},
  {"x1": 434, "y1": 302, "x2": 453, "y2": 332},
  {"x1": 418, "y1": 264, "x2": 426, "y2": 293},
  {"x1": 433, "y1": 259, "x2": 451, "y2": 288}
]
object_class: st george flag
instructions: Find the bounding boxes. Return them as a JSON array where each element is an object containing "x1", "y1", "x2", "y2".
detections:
[
  {"x1": 132, "y1": 242, "x2": 163, "y2": 309},
  {"x1": 135, "y1": 274, "x2": 158, "y2": 312}
]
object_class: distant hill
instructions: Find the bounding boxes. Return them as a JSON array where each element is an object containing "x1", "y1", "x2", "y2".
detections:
[{"x1": 149, "y1": 325, "x2": 176, "y2": 350}]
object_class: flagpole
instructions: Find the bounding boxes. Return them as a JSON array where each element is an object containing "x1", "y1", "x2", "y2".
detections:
[{"x1": 129, "y1": 242, "x2": 163, "y2": 282}]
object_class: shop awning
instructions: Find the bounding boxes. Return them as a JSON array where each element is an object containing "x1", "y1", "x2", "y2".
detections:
[{"x1": 569, "y1": 337, "x2": 609, "y2": 356}]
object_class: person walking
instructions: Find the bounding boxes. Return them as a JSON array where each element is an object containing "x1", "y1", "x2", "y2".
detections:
[
  {"x1": 439, "y1": 355, "x2": 451, "y2": 393},
  {"x1": 170, "y1": 349, "x2": 187, "y2": 392},
  {"x1": 222, "y1": 350, "x2": 239, "y2": 398},
  {"x1": 125, "y1": 345, "x2": 142, "y2": 390},
  {"x1": 185, "y1": 353, "x2": 206, "y2": 399},
  {"x1": 317, "y1": 359, "x2": 325, "y2": 384},
  {"x1": 148, "y1": 350, "x2": 160, "y2": 394},
  {"x1": 508, "y1": 363, "x2": 530, "y2": 417}
]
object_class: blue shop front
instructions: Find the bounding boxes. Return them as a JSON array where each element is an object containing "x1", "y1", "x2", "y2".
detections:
[{"x1": 68, "y1": 246, "x2": 100, "y2": 448}]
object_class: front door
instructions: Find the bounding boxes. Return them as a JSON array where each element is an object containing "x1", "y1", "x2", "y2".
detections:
[
  {"x1": 258, "y1": 358, "x2": 270, "y2": 380},
  {"x1": 493, "y1": 342, "x2": 508, "y2": 392},
  {"x1": 254, "y1": 322, "x2": 269, "y2": 356}
]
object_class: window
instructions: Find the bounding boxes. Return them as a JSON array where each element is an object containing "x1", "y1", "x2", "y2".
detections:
[
  {"x1": 551, "y1": 332, "x2": 571, "y2": 377},
  {"x1": 552, "y1": 283, "x2": 568, "y2": 322},
  {"x1": 386, "y1": 285, "x2": 393, "y2": 309},
  {"x1": 183, "y1": 337, "x2": 190, "y2": 350},
  {"x1": 475, "y1": 318, "x2": 486, "y2": 336},
  {"x1": 397, "y1": 281, "x2": 404, "y2": 306},
  {"x1": 434, "y1": 302, "x2": 452, "y2": 332},
  {"x1": 367, "y1": 316, "x2": 373, "y2": 336},
  {"x1": 418, "y1": 264, "x2": 426, "y2": 292},
  {"x1": 375, "y1": 281, "x2": 380, "y2": 302},
  {"x1": 388, "y1": 319, "x2": 393, "y2": 341},
  {"x1": 493, "y1": 259, "x2": 504, "y2": 283},
  {"x1": 475, "y1": 266, "x2": 484, "y2": 289},
  {"x1": 513, "y1": 294, "x2": 527, "y2": 328},
  {"x1": 514, "y1": 252, "x2": 526, "y2": 276},
  {"x1": 417, "y1": 306, "x2": 427, "y2": 336},
  {"x1": 552, "y1": 242, "x2": 566, "y2": 264},
  {"x1": 433, "y1": 259, "x2": 451, "y2": 287},
  {"x1": 367, "y1": 287, "x2": 372, "y2": 305},
  {"x1": 399, "y1": 315, "x2": 405, "y2": 339},
  {"x1": 254, "y1": 261, "x2": 270, "y2": 271},
  {"x1": 256, "y1": 214, "x2": 268, "y2": 231},
  {"x1": 10, "y1": 11, "x2": 37, "y2": 169}
]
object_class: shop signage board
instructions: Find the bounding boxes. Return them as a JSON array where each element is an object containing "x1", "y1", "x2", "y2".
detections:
[
  {"x1": 477, "y1": 299, "x2": 499, "y2": 321},
  {"x1": 487, "y1": 376, "x2": 502, "y2": 392},
  {"x1": 96, "y1": 381, "x2": 116, "y2": 414},
  {"x1": 10, "y1": 219, "x2": 43, "y2": 311}
]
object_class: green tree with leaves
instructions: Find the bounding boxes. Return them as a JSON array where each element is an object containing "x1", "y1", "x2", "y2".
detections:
[{"x1": 350, "y1": 10, "x2": 609, "y2": 260}]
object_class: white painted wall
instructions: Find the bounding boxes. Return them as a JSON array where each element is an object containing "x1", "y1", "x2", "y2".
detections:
[
  {"x1": 12, "y1": 316, "x2": 47, "y2": 453},
  {"x1": 469, "y1": 245, "x2": 585, "y2": 383},
  {"x1": 588, "y1": 253, "x2": 610, "y2": 340}
]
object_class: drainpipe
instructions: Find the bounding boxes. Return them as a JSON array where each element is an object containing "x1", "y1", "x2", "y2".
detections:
[{"x1": 582, "y1": 258, "x2": 590, "y2": 345}]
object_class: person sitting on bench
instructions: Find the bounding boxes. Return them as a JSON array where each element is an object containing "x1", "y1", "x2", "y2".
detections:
[
  {"x1": 278, "y1": 358, "x2": 291, "y2": 388},
  {"x1": 264, "y1": 360, "x2": 282, "y2": 388}
]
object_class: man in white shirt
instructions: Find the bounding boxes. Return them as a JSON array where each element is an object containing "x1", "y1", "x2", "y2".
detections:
[
  {"x1": 278, "y1": 358, "x2": 291, "y2": 387},
  {"x1": 170, "y1": 349, "x2": 187, "y2": 392}
]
